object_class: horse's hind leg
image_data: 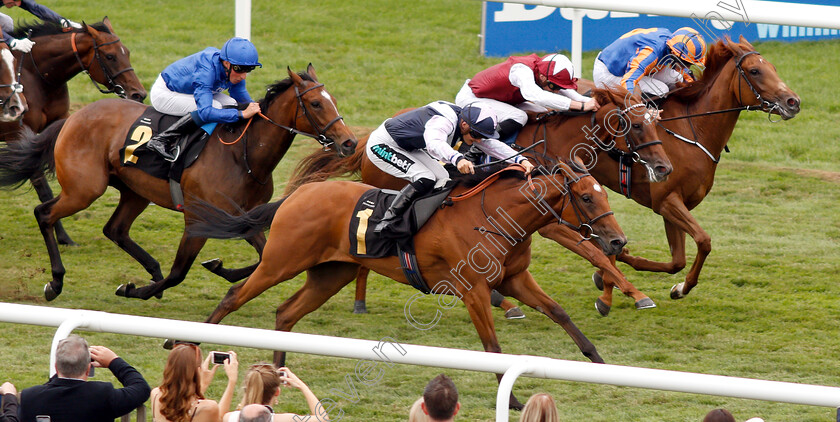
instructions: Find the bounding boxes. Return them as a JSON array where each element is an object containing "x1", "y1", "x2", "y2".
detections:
[
  {"x1": 117, "y1": 234, "x2": 207, "y2": 300},
  {"x1": 271, "y1": 261, "x2": 359, "y2": 366},
  {"x1": 31, "y1": 174, "x2": 76, "y2": 246},
  {"x1": 202, "y1": 233, "x2": 266, "y2": 283},
  {"x1": 103, "y1": 189, "x2": 162, "y2": 282},
  {"x1": 496, "y1": 270, "x2": 604, "y2": 364},
  {"x1": 353, "y1": 266, "x2": 370, "y2": 314}
]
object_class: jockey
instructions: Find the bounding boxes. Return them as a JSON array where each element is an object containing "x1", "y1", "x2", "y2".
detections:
[
  {"x1": 455, "y1": 53, "x2": 600, "y2": 163},
  {"x1": 0, "y1": 0, "x2": 81, "y2": 52},
  {"x1": 147, "y1": 37, "x2": 262, "y2": 161},
  {"x1": 593, "y1": 27, "x2": 707, "y2": 97},
  {"x1": 366, "y1": 101, "x2": 535, "y2": 233}
]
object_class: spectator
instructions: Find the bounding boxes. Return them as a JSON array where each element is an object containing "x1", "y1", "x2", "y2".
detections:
[
  {"x1": 19, "y1": 335, "x2": 150, "y2": 422},
  {"x1": 519, "y1": 393, "x2": 558, "y2": 422},
  {"x1": 238, "y1": 404, "x2": 272, "y2": 422},
  {"x1": 703, "y1": 408, "x2": 735, "y2": 422},
  {"x1": 150, "y1": 343, "x2": 238, "y2": 422},
  {"x1": 1, "y1": 382, "x2": 18, "y2": 422},
  {"x1": 421, "y1": 374, "x2": 460, "y2": 422},
  {"x1": 408, "y1": 397, "x2": 428, "y2": 422},
  {"x1": 222, "y1": 363, "x2": 326, "y2": 422}
]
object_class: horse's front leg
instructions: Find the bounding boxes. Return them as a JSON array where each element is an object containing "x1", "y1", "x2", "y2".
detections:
[
  {"x1": 353, "y1": 266, "x2": 370, "y2": 313},
  {"x1": 201, "y1": 233, "x2": 266, "y2": 282},
  {"x1": 103, "y1": 190, "x2": 163, "y2": 283},
  {"x1": 496, "y1": 270, "x2": 603, "y2": 364},
  {"x1": 117, "y1": 234, "x2": 207, "y2": 300}
]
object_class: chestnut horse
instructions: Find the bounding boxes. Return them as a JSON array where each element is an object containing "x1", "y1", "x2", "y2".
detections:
[
  {"x1": 0, "y1": 66, "x2": 356, "y2": 301},
  {"x1": 187, "y1": 162, "x2": 625, "y2": 408},
  {"x1": 577, "y1": 37, "x2": 800, "y2": 299},
  {"x1": 4, "y1": 19, "x2": 147, "y2": 246},
  {"x1": 274, "y1": 86, "x2": 672, "y2": 315},
  {"x1": 0, "y1": 43, "x2": 27, "y2": 122}
]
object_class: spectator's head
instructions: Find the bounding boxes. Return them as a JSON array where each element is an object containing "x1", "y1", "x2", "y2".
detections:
[
  {"x1": 519, "y1": 393, "x2": 558, "y2": 422},
  {"x1": 703, "y1": 408, "x2": 736, "y2": 422},
  {"x1": 422, "y1": 374, "x2": 460, "y2": 421},
  {"x1": 409, "y1": 396, "x2": 429, "y2": 422},
  {"x1": 160, "y1": 343, "x2": 205, "y2": 422},
  {"x1": 239, "y1": 403, "x2": 272, "y2": 422},
  {"x1": 238, "y1": 363, "x2": 282, "y2": 408},
  {"x1": 55, "y1": 335, "x2": 91, "y2": 378}
]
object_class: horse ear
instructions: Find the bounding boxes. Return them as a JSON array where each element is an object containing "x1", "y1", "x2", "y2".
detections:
[
  {"x1": 102, "y1": 16, "x2": 114, "y2": 33},
  {"x1": 287, "y1": 66, "x2": 303, "y2": 85},
  {"x1": 306, "y1": 63, "x2": 318, "y2": 81}
]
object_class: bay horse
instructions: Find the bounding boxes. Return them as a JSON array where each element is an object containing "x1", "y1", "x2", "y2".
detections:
[
  {"x1": 3, "y1": 18, "x2": 146, "y2": 246},
  {"x1": 187, "y1": 161, "x2": 625, "y2": 408},
  {"x1": 0, "y1": 65, "x2": 356, "y2": 301},
  {"x1": 578, "y1": 36, "x2": 800, "y2": 299},
  {"x1": 275, "y1": 86, "x2": 672, "y2": 315}
]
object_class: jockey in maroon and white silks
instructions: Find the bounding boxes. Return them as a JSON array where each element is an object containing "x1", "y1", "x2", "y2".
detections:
[{"x1": 456, "y1": 53, "x2": 600, "y2": 143}]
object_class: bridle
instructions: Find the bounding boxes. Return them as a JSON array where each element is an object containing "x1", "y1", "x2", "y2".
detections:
[
  {"x1": 71, "y1": 31, "x2": 134, "y2": 98},
  {"x1": 586, "y1": 102, "x2": 662, "y2": 167},
  {"x1": 251, "y1": 82, "x2": 345, "y2": 151},
  {"x1": 0, "y1": 51, "x2": 24, "y2": 112}
]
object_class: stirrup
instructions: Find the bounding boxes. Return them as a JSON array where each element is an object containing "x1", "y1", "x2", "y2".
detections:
[{"x1": 163, "y1": 145, "x2": 181, "y2": 162}]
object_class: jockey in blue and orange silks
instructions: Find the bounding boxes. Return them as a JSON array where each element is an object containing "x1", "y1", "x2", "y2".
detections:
[{"x1": 593, "y1": 27, "x2": 707, "y2": 98}]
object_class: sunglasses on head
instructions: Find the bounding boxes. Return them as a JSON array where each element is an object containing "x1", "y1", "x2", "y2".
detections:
[{"x1": 230, "y1": 64, "x2": 257, "y2": 73}]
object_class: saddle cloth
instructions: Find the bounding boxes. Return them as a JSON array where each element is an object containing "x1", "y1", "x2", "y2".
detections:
[{"x1": 119, "y1": 107, "x2": 211, "y2": 182}]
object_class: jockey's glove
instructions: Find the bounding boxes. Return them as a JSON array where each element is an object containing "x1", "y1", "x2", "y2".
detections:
[
  {"x1": 61, "y1": 19, "x2": 83, "y2": 29},
  {"x1": 9, "y1": 38, "x2": 34, "y2": 53}
]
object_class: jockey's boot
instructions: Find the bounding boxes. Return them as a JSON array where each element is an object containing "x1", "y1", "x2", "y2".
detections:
[
  {"x1": 374, "y1": 183, "x2": 422, "y2": 234},
  {"x1": 146, "y1": 114, "x2": 199, "y2": 162}
]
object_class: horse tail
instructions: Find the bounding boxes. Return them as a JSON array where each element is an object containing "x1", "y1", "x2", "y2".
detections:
[
  {"x1": 187, "y1": 197, "x2": 287, "y2": 240},
  {"x1": 0, "y1": 118, "x2": 63, "y2": 189},
  {"x1": 285, "y1": 135, "x2": 368, "y2": 195}
]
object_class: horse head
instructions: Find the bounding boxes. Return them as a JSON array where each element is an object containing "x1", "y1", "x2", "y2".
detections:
[
  {"x1": 285, "y1": 64, "x2": 357, "y2": 157},
  {"x1": 534, "y1": 161, "x2": 627, "y2": 255},
  {"x1": 0, "y1": 43, "x2": 26, "y2": 122},
  {"x1": 727, "y1": 36, "x2": 800, "y2": 120},
  {"x1": 589, "y1": 86, "x2": 673, "y2": 182},
  {"x1": 78, "y1": 17, "x2": 147, "y2": 103}
]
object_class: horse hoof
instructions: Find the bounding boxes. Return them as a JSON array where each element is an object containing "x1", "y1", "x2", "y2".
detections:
[
  {"x1": 201, "y1": 258, "x2": 223, "y2": 273},
  {"x1": 58, "y1": 238, "x2": 79, "y2": 247},
  {"x1": 353, "y1": 300, "x2": 368, "y2": 314},
  {"x1": 595, "y1": 298, "x2": 611, "y2": 316},
  {"x1": 509, "y1": 396, "x2": 524, "y2": 411},
  {"x1": 592, "y1": 272, "x2": 604, "y2": 291},
  {"x1": 115, "y1": 283, "x2": 135, "y2": 298},
  {"x1": 504, "y1": 307, "x2": 526, "y2": 320},
  {"x1": 44, "y1": 283, "x2": 59, "y2": 301},
  {"x1": 635, "y1": 298, "x2": 656, "y2": 310},
  {"x1": 670, "y1": 283, "x2": 686, "y2": 300}
]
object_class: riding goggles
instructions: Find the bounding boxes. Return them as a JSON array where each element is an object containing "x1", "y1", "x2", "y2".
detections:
[{"x1": 230, "y1": 64, "x2": 257, "y2": 73}]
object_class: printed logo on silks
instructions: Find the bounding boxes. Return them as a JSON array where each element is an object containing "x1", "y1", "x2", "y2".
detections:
[{"x1": 370, "y1": 144, "x2": 413, "y2": 173}]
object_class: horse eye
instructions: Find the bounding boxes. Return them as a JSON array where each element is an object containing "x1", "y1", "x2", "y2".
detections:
[
  {"x1": 632, "y1": 123, "x2": 641, "y2": 129},
  {"x1": 311, "y1": 101, "x2": 322, "y2": 108},
  {"x1": 749, "y1": 68, "x2": 759, "y2": 75},
  {"x1": 581, "y1": 194, "x2": 592, "y2": 203},
  {"x1": 106, "y1": 54, "x2": 116, "y2": 61}
]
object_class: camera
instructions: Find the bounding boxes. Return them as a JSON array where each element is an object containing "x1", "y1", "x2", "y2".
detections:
[{"x1": 210, "y1": 351, "x2": 230, "y2": 365}]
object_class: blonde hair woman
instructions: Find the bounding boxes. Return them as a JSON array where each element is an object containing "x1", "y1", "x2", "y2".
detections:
[
  {"x1": 150, "y1": 344, "x2": 238, "y2": 422},
  {"x1": 222, "y1": 364, "x2": 327, "y2": 422},
  {"x1": 519, "y1": 393, "x2": 559, "y2": 422}
]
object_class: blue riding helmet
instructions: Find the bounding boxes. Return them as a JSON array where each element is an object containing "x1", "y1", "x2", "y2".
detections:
[
  {"x1": 460, "y1": 103, "x2": 500, "y2": 139},
  {"x1": 220, "y1": 37, "x2": 263, "y2": 67}
]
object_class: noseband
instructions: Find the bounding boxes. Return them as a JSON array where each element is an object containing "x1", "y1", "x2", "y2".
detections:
[
  {"x1": 0, "y1": 54, "x2": 24, "y2": 112},
  {"x1": 71, "y1": 31, "x2": 134, "y2": 98},
  {"x1": 735, "y1": 51, "x2": 782, "y2": 119}
]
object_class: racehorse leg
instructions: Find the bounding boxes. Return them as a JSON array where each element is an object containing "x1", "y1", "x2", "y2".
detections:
[
  {"x1": 353, "y1": 267, "x2": 369, "y2": 313},
  {"x1": 102, "y1": 189, "x2": 162, "y2": 281},
  {"x1": 537, "y1": 224, "x2": 653, "y2": 316},
  {"x1": 496, "y1": 270, "x2": 604, "y2": 364},
  {"x1": 272, "y1": 261, "x2": 359, "y2": 366},
  {"x1": 116, "y1": 234, "x2": 208, "y2": 300},
  {"x1": 202, "y1": 233, "x2": 266, "y2": 283},
  {"x1": 30, "y1": 174, "x2": 77, "y2": 246}
]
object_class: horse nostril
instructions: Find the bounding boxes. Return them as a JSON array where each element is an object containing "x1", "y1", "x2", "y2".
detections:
[
  {"x1": 342, "y1": 140, "x2": 356, "y2": 150},
  {"x1": 787, "y1": 97, "x2": 800, "y2": 108},
  {"x1": 657, "y1": 165, "x2": 672, "y2": 176},
  {"x1": 131, "y1": 93, "x2": 147, "y2": 103},
  {"x1": 610, "y1": 238, "x2": 627, "y2": 250}
]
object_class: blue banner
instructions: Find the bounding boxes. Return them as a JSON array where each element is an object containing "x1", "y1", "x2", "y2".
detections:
[{"x1": 482, "y1": 1, "x2": 840, "y2": 57}]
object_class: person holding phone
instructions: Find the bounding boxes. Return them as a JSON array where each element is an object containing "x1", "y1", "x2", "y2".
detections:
[
  {"x1": 19, "y1": 335, "x2": 150, "y2": 422},
  {"x1": 150, "y1": 344, "x2": 238, "y2": 422},
  {"x1": 222, "y1": 364, "x2": 327, "y2": 422},
  {"x1": 1, "y1": 382, "x2": 19, "y2": 422}
]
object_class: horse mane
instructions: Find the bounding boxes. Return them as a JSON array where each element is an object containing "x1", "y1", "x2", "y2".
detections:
[
  {"x1": 590, "y1": 85, "x2": 641, "y2": 108},
  {"x1": 259, "y1": 72, "x2": 316, "y2": 110},
  {"x1": 667, "y1": 36, "x2": 756, "y2": 102},
  {"x1": 11, "y1": 20, "x2": 112, "y2": 38}
]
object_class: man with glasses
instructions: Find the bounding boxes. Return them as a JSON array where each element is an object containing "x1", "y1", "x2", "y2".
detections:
[
  {"x1": 147, "y1": 37, "x2": 262, "y2": 161},
  {"x1": 366, "y1": 101, "x2": 534, "y2": 234},
  {"x1": 455, "y1": 53, "x2": 600, "y2": 158}
]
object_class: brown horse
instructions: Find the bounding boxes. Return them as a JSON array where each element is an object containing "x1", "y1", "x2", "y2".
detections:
[
  {"x1": 276, "y1": 86, "x2": 672, "y2": 315},
  {"x1": 0, "y1": 65, "x2": 356, "y2": 301},
  {"x1": 577, "y1": 36, "x2": 800, "y2": 299},
  {"x1": 4, "y1": 19, "x2": 147, "y2": 246},
  {"x1": 0, "y1": 43, "x2": 27, "y2": 122},
  {"x1": 187, "y1": 162, "x2": 625, "y2": 408}
]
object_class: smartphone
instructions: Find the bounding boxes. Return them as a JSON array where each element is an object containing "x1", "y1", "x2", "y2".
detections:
[
  {"x1": 36, "y1": 416, "x2": 51, "y2": 422},
  {"x1": 88, "y1": 358, "x2": 95, "y2": 377},
  {"x1": 210, "y1": 351, "x2": 230, "y2": 365},
  {"x1": 278, "y1": 370, "x2": 288, "y2": 385}
]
